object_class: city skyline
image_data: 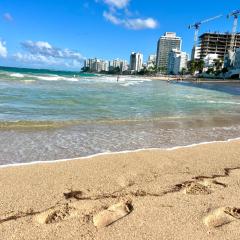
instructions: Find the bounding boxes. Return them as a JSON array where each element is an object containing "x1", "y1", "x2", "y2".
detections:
[{"x1": 0, "y1": 0, "x2": 238, "y2": 70}]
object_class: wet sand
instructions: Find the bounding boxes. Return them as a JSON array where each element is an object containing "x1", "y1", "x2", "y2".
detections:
[
  {"x1": 145, "y1": 76, "x2": 240, "y2": 82},
  {"x1": 0, "y1": 139, "x2": 240, "y2": 239}
]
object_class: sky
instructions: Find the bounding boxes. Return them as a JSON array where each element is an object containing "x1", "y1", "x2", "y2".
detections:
[{"x1": 0, "y1": 0, "x2": 238, "y2": 70}]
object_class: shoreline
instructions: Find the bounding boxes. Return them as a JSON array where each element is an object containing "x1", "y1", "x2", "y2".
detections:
[
  {"x1": 1, "y1": 137, "x2": 240, "y2": 239},
  {"x1": 140, "y1": 75, "x2": 240, "y2": 83},
  {"x1": 1, "y1": 136, "x2": 240, "y2": 170}
]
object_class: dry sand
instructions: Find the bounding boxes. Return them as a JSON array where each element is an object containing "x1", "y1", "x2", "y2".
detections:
[{"x1": 0, "y1": 139, "x2": 240, "y2": 240}]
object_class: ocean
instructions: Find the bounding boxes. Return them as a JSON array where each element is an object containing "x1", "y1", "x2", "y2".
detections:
[{"x1": 0, "y1": 66, "x2": 240, "y2": 165}]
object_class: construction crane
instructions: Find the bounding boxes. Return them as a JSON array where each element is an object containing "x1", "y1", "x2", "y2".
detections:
[
  {"x1": 226, "y1": 10, "x2": 240, "y2": 66},
  {"x1": 188, "y1": 15, "x2": 223, "y2": 48}
]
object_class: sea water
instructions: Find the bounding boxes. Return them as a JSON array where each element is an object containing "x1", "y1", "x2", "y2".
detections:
[{"x1": 0, "y1": 66, "x2": 240, "y2": 165}]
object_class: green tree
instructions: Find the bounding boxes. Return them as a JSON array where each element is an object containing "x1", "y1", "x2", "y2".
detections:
[
  {"x1": 221, "y1": 67, "x2": 228, "y2": 79},
  {"x1": 196, "y1": 60, "x2": 204, "y2": 73},
  {"x1": 180, "y1": 68, "x2": 187, "y2": 75},
  {"x1": 158, "y1": 66, "x2": 167, "y2": 74},
  {"x1": 213, "y1": 59, "x2": 223, "y2": 71},
  {"x1": 187, "y1": 60, "x2": 197, "y2": 75},
  {"x1": 81, "y1": 66, "x2": 90, "y2": 72},
  {"x1": 206, "y1": 68, "x2": 214, "y2": 75},
  {"x1": 187, "y1": 60, "x2": 205, "y2": 75},
  {"x1": 108, "y1": 67, "x2": 121, "y2": 74}
]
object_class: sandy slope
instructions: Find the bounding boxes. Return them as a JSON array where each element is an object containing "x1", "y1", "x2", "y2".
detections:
[{"x1": 0, "y1": 139, "x2": 240, "y2": 240}]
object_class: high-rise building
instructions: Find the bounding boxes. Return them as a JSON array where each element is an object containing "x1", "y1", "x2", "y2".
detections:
[
  {"x1": 121, "y1": 60, "x2": 129, "y2": 72},
  {"x1": 109, "y1": 59, "x2": 129, "y2": 72},
  {"x1": 168, "y1": 49, "x2": 188, "y2": 74},
  {"x1": 84, "y1": 58, "x2": 128, "y2": 73},
  {"x1": 92, "y1": 59, "x2": 102, "y2": 72},
  {"x1": 191, "y1": 46, "x2": 200, "y2": 60},
  {"x1": 84, "y1": 58, "x2": 109, "y2": 72},
  {"x1": 199, "y1": 32, "x2": 240, "y2": 60},
  {"x1": 102, "y1": 61, "x2": 109, "y2": 72},
  {"x1": 113, "y1": 59, "x2": 122, "y2": 69},
  {"x1": 156, "y1": 32, "x2": 182, "y2": 73},
  {"x1": 130, "y1": 52, "x2": 143, "y2": 72},
  {"x1": 147, "y1": 54, "x2": 156, "y2": 69}
]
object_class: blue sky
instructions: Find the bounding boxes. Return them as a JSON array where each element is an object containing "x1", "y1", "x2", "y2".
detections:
[{"x1": 0, "y1": 0, "x2": 238, "y2": 70}]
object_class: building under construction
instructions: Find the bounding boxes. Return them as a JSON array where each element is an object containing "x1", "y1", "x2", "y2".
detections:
[{"x1": 199, "y1": 32, "x2": 240, "y2": 60}]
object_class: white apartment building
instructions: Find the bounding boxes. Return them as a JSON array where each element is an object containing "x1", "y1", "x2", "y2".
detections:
[
  {"x1": 102, "y1": 61, "x2": 109, "y2": 72},
  {"x1": 84, "y1": 58, "x2": 109, "y2": 72},
  {"x1": 168, "y1": 49, "x2": 188, "y2": 75},
  {"x1": 109, "y1": 59, "x2": 129, "y2": 72},
  {"x1": 147, "y1": 54, "x2": 156, "y2": 69},
  {"x1": 85, "y1": 58, "x2": 128, "y2": 73},
  {"x1": 191, "y1": 46, "x2": 200, "y2": 60},
  {"x1": 121, "y1": 60, "x2": 129, "y2": 72},
  {"x1": 130, "y1": 52, "x2": 143, "y2": 72},
  {"x1": 112, "y1": 59, "x2": 121, "y2": 69},
  {"x1": 156, "y1": 32, "x2": 182, "y2": 72}
]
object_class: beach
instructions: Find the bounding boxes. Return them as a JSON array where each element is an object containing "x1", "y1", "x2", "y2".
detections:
[
  {"x1": 0, "y1": 68, "x2": 240, "y2": 239},
  {"x1": 0, "y1": 139, "x2": 240, "y2": 240}
]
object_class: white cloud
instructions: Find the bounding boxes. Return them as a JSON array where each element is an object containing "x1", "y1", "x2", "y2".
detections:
[
  {"x1": 100, "y1": 0, "x2": 158, "y2": 30},
  {"x1": 14, "y1": 52, "x2": 58, "y2": 65},
  {"x1": 3, "y1": 13, "x2": 13, "y2": 22},
  {"x1": 0, "y1": 40, "x2": 8, "y2": 58},
  {"x1": 103, "y1": 11, "x2": 122, "y2": 25},
  {"x1": 21, "y1": 41, "x2": 84, "y2": 60},
  {"x1": 13, "y1": 41, "x2": 84, "y2": 69},
  {"x1": 125, "y1": 18, "x2": 158, "y2": 30},
  {"x1": 104, "y1": 0, "x2": 129, "y2": 9},
  {"x1": 103, "y1": 11, "x2": 158, "y2": 30}
]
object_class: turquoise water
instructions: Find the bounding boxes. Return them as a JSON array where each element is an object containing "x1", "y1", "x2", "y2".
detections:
[
  {"x1": 0, "y1": 66, "x2": 240, "y2": 164},
  {"x1": 0, "y1": 66, "x2": 240, "y2": 123}
]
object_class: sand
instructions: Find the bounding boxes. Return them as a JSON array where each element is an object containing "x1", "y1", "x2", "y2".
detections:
[
  {"x1": 141, "y1": 75, "x2": 240, "y2": 83},
  {"x1": 0, "y1": 139, "x2": 240, "y2": 240}
]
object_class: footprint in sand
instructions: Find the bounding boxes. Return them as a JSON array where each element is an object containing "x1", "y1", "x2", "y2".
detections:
[
  {"x1": 203, "y1": 207, "x2": 240, "y2": 228},
  {"x1": 183, "y1": 182, "x2": 212, "y2": 195},
  {"x1": 181, "y1": 179, "x2": 226, "y2": 195},
  {"x1": 35, "y1": 204, "x2": 78, "y2": 224},
  {"x1": 93, "y1": 200, "x2": 133, "y2": 228}
]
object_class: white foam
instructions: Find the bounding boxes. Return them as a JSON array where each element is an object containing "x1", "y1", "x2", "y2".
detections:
[
  {"x1": 1, "y1": 137, "x2": 240, "y2": 170},
  {"x1": 35, "y1": 75, "x2": 79, "y2": 82},
  {"x1": 206, "y1": 100, "x2": 240, "y2": 105},
  {"x1": 9, "y1": 73, "x2": 25, "y2": 78},
  {"x1": 79, "y1": 75, "x2": 151, "y2": 86}
]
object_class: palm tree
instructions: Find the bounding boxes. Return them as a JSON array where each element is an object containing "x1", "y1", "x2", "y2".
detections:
[
  {"x1": 187, "y1": 60, "x2": 197, "y2": 75},
  {"x1": 196, "y1": 60, "x2": 204, "y2": 73},
  {"x1": 180, "y1": 68, "x2": 187, "y2": 75},
  {"x1": 221, "y1": 67, "x2": 228, "y2": 80},
  {"x1": 213, "y1": 59, "x2": 223, "y2": 71}
]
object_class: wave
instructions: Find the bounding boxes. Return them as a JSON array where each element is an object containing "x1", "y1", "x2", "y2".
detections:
[
  {"x1": 9, "y1": 73, "x2": 25, "y2": 78},
  {"x1": 205, "y1": 100, "x2": 240, "y2": 105},
  {"x1": 0, "y1": 136, "x2": 239, "y2": 169},
  {"x1": 35, "y1": 75, "x2": 79, "y2": 82},
  {"x1": 79, "y1": 75, "x2": 152, "y2": 86},
  {"x1": 0, "y1": 69, "x2": 152, "y2": 85}
]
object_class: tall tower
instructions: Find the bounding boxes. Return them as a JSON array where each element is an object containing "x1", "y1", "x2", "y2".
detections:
[
  {"x1": 156, "y1": 32, "x2": 182, "y2": 73},
  {"x1": 130, "y1": 52, "x2": 143, "y2": 72}
]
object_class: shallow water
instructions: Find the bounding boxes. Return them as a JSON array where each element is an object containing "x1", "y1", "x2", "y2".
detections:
[{"x1": 0, "y1": 67, "x2": 240, "y2": 165}]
